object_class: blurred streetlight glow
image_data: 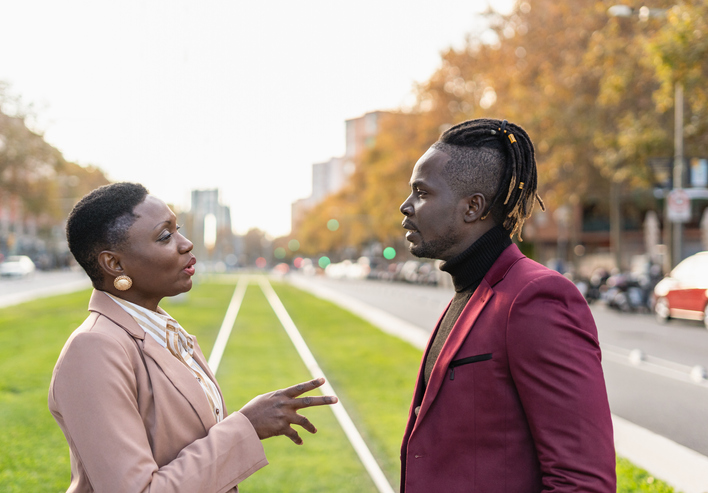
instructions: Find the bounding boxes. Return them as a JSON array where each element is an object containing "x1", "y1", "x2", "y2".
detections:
[
  {"x1": 204, "y1": 213, "x2": 217, "y2": 250},
  {"x1": 608, "y1": 5, "x2": 667, "y2": 20},
  {"x1": 607, "y1": 5, "x2": 633, "y2": 17}
]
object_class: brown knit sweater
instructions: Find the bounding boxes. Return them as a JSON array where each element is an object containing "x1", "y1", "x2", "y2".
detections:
[{"x1": 423, "y1": 225, "x2": 512, "y2": 387}]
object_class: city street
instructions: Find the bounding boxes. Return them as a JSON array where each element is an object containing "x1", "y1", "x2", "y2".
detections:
[
  {"x1": 0, "y1": 269, "x2": 91, "y2": 308},
  {"x1": 5, "y1": 270, "x2": 707, "y2": 457},
  {"x1": 288, "y1": 274, "x2": 708, "y2": 457}
]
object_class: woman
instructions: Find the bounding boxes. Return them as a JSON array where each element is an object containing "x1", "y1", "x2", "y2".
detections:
[{"x1": 49, "y1": 182, "x2": 336, "y2": 492}]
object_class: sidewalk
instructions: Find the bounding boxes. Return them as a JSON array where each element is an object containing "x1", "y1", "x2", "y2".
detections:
[{"x1": 287, "y1": 274, "x2": 708, "y2": 493}]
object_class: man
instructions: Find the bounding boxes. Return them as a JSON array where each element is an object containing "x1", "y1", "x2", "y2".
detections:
[{"x1": 399, "y1": 118, "x2": 615, "y2": 492}]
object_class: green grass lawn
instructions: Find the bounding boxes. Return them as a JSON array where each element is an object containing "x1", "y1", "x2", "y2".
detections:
[{"x1": 0, "y1": 276, "x2": 680, "y2": 492}]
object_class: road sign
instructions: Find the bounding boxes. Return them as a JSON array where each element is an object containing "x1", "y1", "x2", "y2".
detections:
[{"x1": 667, "y1": 188, "x2": 691, "y2": 223}]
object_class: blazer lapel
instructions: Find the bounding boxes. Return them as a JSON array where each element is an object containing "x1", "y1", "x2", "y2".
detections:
[
  {"x1": 415, "y1": 282, "x2": 494, "y2": 424},
  {"x1": 141, "y1": 338, "x2": 217, "y2": 430},
  {"x1": 414, "y1": 244, "x2": 526, "y2": 425},
  {"x1": 191, "y1": 339, "x2": 229, "y2": 415},
  {"x1": 89, "y1": 290, "x2": 217, "y2": 431}
]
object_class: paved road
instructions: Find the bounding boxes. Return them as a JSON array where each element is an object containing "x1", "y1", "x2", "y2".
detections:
[
  {"x1": 0, "y1": 269, "x2": 91, "y2": 308},
  {"x1": 289, "y1": 274, "x2": 708, "y2": 457}
]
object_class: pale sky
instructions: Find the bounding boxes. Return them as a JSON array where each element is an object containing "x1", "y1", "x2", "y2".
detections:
[{"x1": 0, "y1": 0, "x2": 512, "y2": 237}]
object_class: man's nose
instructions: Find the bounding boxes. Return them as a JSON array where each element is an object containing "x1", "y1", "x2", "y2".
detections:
[{"x1": 400, "y1": 196, "x2": 413, "y2": 216}]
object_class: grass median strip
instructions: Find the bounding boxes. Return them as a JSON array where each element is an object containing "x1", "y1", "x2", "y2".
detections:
[
  {"x1": 213, "y1": 281, "x2": 378, "y2": 493},
  {"x1": 0, "y1": 277, "x2": 680, "y2": 492}
]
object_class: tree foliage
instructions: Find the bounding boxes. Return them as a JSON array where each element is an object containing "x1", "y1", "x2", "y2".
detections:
[
  {"x1": 294, "y1": 0, "x2": 708, "y2": 258},
  {"x1": 0, "y1": 83, "x2": 109, "y2": 256}
]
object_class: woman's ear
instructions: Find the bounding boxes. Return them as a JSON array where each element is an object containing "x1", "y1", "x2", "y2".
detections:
[
  {"x1": 98, "y1": 251, "x2": 124, "y2": 278},
  {"x1": 463, "y1": 193, "x2": 488, "y2": 223}
]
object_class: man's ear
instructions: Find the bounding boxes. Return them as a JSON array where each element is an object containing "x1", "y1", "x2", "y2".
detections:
[
  {"x1": 98, "y1": 251, "x2": 125, "y2": 278},
  {"x1": 463, "y1": 193, "x2": 488, "y2": 223}
]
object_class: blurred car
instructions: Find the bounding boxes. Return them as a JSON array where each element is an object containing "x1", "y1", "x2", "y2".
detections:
[
  {"x1": 653, "y1": 251, "x2": 708, "y2": 329},
  {"x1": 0, "y1": 255, "x2": 36, "y2": 278}
]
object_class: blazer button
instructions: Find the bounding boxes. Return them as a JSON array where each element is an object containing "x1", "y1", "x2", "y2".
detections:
[{"x1": 414, "y1": 406, "x2": 421, "y2": 416}]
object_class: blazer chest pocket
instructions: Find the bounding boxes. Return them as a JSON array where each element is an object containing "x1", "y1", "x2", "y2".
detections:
[{"x1": 449, "y1": 353, "x2": 492, "y2": 380}]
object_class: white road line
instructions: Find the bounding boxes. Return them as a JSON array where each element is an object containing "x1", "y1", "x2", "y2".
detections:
[
  {"x1": 258, "y1": 276, "x2": 395, "y2": 493},
  {"x1": 208, "y1": 276, "x2": 249, "y2": 374}
]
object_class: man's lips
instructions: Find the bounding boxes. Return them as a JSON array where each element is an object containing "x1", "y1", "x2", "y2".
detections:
[
  {"x1": 402, "y1": 220, "x2": 420, "y2": 242},
  {"x1": 402, "y1": 220, "x2": 418, "y2": 232}
]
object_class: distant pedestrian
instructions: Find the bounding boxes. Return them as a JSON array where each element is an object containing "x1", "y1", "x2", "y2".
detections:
[
  {"x1": 399, "y1": 118, "x2": 615, "y2": 492},
  {"x1": 49, "y1": 182, "x2": 337, "y2": 492}
]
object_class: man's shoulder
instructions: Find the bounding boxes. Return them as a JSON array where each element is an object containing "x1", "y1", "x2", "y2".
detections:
[{"x1": 489, "y1": 246, "x2": 577, "y2": 292}]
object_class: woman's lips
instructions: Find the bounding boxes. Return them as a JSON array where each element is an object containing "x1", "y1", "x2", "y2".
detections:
[{"x1": 183, "y1": 257, "x2": 196, "y2": 276}]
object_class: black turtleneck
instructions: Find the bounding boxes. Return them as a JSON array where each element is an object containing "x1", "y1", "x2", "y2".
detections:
[{"x1": 423, "y1": 225, "x2": 512, "y2": 387}]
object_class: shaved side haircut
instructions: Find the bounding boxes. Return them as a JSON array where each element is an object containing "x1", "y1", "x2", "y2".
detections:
[{"x1": 434, "y1": 118, "x2": 544, "y2": 240}]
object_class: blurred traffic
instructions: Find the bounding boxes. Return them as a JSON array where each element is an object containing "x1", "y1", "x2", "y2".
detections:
[
  {"x1": 0, "y1": 255, "x2": 36, "y2": 278},
  {"x1": 653, "y1": 251, "x2": 708, "y2": 329}
]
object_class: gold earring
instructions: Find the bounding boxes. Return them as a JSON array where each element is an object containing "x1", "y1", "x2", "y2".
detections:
[{"x1": 114, "y1": 275, "x2": 133, "y2": 291}]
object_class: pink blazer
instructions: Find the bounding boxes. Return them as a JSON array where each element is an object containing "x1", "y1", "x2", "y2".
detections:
[
  {"x1": 400, "y1": 245, "x2": 616, "y2": 492},
  {"x1": 48, "y1": 290, "x2": 267, "y2": 492}
]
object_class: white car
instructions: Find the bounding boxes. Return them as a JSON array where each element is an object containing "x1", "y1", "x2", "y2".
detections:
[{"x1": 0, "y1": 255, "x2": 36, "y2": 278}]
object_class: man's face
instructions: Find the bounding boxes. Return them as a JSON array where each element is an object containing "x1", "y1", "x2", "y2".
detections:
[{"x1": 400, "y1": 147, "x2": 466, "y2": 261}]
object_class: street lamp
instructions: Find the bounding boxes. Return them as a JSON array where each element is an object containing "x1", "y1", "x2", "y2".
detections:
[{"x1": 608, "y1": 5, "x2": 685, "y2": 268}]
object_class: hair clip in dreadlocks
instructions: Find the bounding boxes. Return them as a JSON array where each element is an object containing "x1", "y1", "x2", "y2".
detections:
[
  {"x1": 518, "y1": 182, "x2": 524, "y2": 190},
  {"x1": 508, "y1": 134, "x2": 517, "y2": 144}
]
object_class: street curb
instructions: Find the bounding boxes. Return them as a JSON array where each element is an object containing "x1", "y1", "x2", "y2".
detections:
[
  {"x1": 286, "y1": 274, "x2": 708, "y2": 493},
  {"x1": 613, "y1": 415, "x2": 708, "y2": 493},
  {"x1": 287, "y1": 275, "x2": 430, "y2": 351}
]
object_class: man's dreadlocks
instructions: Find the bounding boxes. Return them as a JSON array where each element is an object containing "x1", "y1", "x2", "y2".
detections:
[{"x1": 433, "y1": 118, "x2": 545, "y2": 240}]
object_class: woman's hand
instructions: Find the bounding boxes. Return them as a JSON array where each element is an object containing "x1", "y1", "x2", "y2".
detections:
[{"x1": 239, "y1": 377, "x2": 338, "y2": 445}]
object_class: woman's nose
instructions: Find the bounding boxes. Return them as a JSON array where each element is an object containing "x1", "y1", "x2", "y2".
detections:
[{"x1": 179, "y1": 234, "x2": 194, "y2": 253}]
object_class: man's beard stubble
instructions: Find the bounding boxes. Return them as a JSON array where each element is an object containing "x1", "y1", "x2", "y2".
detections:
[{"x1": 408, "y1": 234, "x2": 458, "y2": 261}]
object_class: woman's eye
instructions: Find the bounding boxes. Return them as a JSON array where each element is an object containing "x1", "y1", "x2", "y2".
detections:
[{"x1": 158, "y1": 225, "x2": 182, "y2": 242}]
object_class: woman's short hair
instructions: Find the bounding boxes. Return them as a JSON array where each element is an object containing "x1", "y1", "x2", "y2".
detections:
[{"x1": 66, "y1": 182, "x2": 148, "y2": 288}]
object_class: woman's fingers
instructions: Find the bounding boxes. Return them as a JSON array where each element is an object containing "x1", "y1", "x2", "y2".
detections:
[
  {"x1": 297, "y1": 414, "x2": 316, "y2": 434},
  {"x1": 282, "y1": 377, "x2": 325, "y2": 398},
  {"x1": 281, "y1": 377, "x2": 338, "y2": 408},
  {"x1": 293, "y1": 394, "x2": 338, "y2": 409},
  {"x1": 240, "y1": 377, "x2": 337, "y2": 444},
  {"x1": 284, "y1": 426, "x2": 303, "y2": 445}
]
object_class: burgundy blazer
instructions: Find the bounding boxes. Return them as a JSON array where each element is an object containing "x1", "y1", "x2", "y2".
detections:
[{"x1": 400, "y1": 244, "x2": 615, "y2": 492}]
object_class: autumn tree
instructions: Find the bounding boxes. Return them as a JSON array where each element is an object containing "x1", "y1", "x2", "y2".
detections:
[
  {"x1": 0, "y1": 82, "x2": 110, "y2": 260},
  {"x1": 294, "y1": 0, "x2": 708, "y2": 264}
]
